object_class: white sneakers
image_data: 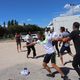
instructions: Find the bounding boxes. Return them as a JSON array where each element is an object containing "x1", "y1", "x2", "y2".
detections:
[{"x1": 20, "y1": 68, "x2": 30, "y2": 76}]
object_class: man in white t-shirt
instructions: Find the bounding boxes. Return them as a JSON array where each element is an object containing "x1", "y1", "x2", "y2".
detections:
[
  {"x1": 50, "y1": 27, "x2": 60, "y2": 57},
  {"x1": 23, "y1": 31, "x2": 68, "y2": 80},
  {"x1": 24, "y1": 31, "x2": 36, "y2": 58}
]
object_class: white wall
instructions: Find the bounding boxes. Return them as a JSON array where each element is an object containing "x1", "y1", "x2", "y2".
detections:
[{"x1": 53, "y1": 15, "x2": 80, "y2": 33}]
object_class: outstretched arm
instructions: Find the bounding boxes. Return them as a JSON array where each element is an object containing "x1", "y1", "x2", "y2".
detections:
[
  {"x1": 62, "y1": 37, "x2": 71, "y2": 42},
  {"x1": 23, "y1": 42, "x2": 37, "y2": 48},
  {"x1": 51, "y1": 37, "x2": 63, "y2": 42}
]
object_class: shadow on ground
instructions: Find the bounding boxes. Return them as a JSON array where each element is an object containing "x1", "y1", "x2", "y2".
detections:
[
  {"x1": 52, "y1": 67, "x2": 74, "y2": 76},
  {"x1": 35, "y1": 54, "x2": 45, "y2": 59},
  {"x1": 21, "y1": 50, "x2": 27, "y2": 52},
  {"x1": 64, "y1": 60, "x2": 73, "y2": 65}
]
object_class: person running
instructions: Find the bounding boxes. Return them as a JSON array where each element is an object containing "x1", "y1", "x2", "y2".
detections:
[
  {"x1": 50, "y1": 27, "x2": 60, "y2": 57},
  {"x1": 23, "y1": 31, "x2": 68, "y2": 80},
  {"x1": 59, "y1": 27, "x2": 74, "y2": 65},
  {"x1": 15, "y1": 32, "x2": 22, "y2": 52},
  {"x1": 24, "y1": 31, "x2": 36, "y2": 58},
  {"x1": 62, "y1": 22, "x2": 80, "y2": 80}
]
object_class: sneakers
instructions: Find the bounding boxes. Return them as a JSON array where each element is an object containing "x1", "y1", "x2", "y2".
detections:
[
  {"x1": 47, "y1": 74, "x2": 70, "y2": 80},
  {"x1": 20, "y1": 68, "x2": 30, "y2": 76},
  {"x1": 46, "y1": 73, "x2": 55, "y2": 77}
]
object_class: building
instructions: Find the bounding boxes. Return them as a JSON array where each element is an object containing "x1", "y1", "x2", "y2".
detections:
[{"x1": 48, "y1": 15, "x2": 80, "y2": 33}]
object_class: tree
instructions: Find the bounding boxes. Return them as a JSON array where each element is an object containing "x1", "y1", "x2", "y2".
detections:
[
  {"x1": 23, "y1": 23, "x2": 26, "y2": 26},
  {"x1": 15, "y1": 20, "x2": 18, "y2": 25},
  {"x1": 0, "y1": 26, "x2": 5, "y2": 38},
  {"x1": 11, "y1": 20, "x2": 14, "y2": 25},
  {"x1": 3, "y1": 21, "x2": 6, "y2": 27},
  {"x1": 8, "y1": 20, "x2": 11, "y2": 27}
]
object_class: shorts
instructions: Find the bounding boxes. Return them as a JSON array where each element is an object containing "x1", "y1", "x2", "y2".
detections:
[
  {"x1": 16, "y1": 41, "x2": 21, "y2": 46},
  {"x1": 43, "y1": 52, "x2": 56, "y2": 64},
  {"x1": 60, "y1": 45, "x2": 71, "y2": 54}
]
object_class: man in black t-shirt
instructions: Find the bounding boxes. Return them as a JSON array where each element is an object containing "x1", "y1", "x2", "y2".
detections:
[{"x1": 63, "y1": 22, "x2": 80, "y2": 79}]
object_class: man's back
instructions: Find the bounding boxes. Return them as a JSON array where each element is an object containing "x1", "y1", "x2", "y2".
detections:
[
  {"x1": 70, "y1": 30, "x2": 80, "y2": 53},
  {"x1": 61, "y1": 31, "x2": 70, "y2": 38},
  {"x1": 61, "y1": 31, "x2": 70, "y2": 47}
]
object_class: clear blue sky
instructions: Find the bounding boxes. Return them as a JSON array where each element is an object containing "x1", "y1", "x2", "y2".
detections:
[{"x1": 0, "y1": 0, "x2": 80, "y2": 27}]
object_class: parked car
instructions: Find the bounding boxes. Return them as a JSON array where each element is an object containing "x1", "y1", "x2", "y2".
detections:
[
  {"x1": 21, "y1": 35, "x2": 26, "y2": 42},
  {"x1": 21, "y1": 34, "x2": 38, "y2": 42}
]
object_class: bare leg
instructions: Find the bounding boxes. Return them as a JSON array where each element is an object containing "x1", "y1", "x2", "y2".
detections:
[
  {"x1": 60, "y1": 55, "x2": 64, "y2": 65},
  {"x1": 43, "y1": 62, "x2": 52, "y2": 74},
  {"x1": 54, "y1": 41, "x2": 60, "y2": 56},
  {"x1": 68, "y1": 52, "x2": 74, "y2": 57},
  {"x1": 17, "y1": 45, "x2": 19, "y2": 53},
  {"x1": 51, "y1": 63, "x2": 65, "y2": 77},
  {"x1": 20, "y1": 43, "x2": 22, "y2": 51}
]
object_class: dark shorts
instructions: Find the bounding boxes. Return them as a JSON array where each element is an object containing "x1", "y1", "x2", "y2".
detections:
[
  {"x1": 16, "y1": 41, "x2": 21, "y2": 46},
  {"x1": 43, "y1": 52, "x2": 56, "y2": 64},
  {"x1": 60, "y1": 45, "x2": 71, "y2": 54}
]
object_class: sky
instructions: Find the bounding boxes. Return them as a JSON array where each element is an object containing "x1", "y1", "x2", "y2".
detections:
[{"x1": 0, "y1": 0, "x2": 80, "y2": 27}]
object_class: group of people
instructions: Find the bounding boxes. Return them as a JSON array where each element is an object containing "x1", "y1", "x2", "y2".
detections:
[
  {"x1": 15, "y1": 32, "x2": 36, "y2": 58},
  {"x1": 45, "y1": 26, "x2": 74, "y2": 65},
  {"x1": 15, "y1": 22, "x2": 80, "y2": 80}
]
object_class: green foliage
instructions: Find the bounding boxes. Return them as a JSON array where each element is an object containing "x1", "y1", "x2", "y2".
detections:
[
  {"x1": 3, "y1": 21, "x2": 6, "y2": 27},
  {"x1": 8, "y1": 25, "x2": 24, "y2": 34},
  {"x1": 0, "y1": 19, "x2": 44, "y2": 39},
  {"x1": 7, "y1": 20, "x2": 11, "y2": 27},
  {"x1": 23, "y1": 24, "x2": 43, "y2": 32},
  {"x1": 0, "y1": 26, "x2": 8, "y2": 38}
]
